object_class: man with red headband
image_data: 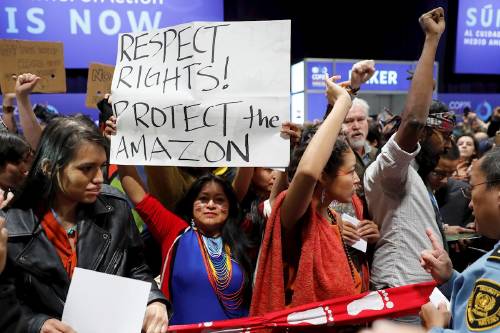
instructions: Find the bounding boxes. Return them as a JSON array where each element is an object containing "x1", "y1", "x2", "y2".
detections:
[{"x1": 363, "y1": 7, "x2": 455, "y2": 325}]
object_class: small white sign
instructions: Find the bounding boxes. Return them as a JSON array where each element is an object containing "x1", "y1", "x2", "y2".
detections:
[
  {"x1": 341, "y1": 213, "x2": 368, "y2": 253},
  {"x1": 429, "y1": 287, "x2": 451, "y2": 311},
  {"x1": 62, "y1": 268, "x2": 151, "y2": 333}
]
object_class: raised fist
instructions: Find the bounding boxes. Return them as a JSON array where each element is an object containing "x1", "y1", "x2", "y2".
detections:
[{"x1": 419, "y1": 7, "x2": 445, "y2": 37}]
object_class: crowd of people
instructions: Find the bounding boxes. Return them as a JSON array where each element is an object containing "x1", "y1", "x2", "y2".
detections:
[{"x1": 0, "y1": 6, "x2": 499, "y2": 333}]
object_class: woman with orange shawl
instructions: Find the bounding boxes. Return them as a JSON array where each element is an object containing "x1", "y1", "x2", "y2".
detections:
[{"x1": 251, "y1": 61, "x2": 375, "y2": 316}]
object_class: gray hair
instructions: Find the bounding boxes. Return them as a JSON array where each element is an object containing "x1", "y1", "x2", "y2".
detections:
[
  {"x1": 479, "y1": 147, "x2": 500, "y2": 189},
  {"x1": 351, "y1": 98, "x2": 370, "y2": 117}
]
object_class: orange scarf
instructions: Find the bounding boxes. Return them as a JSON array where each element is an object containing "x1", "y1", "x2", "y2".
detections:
[
  {"x1": 41, "y1": 211, "x2": 78, "y2": 278},
  {"x1": 250, "y1": 191, "x2": 361, "y2": 316}
]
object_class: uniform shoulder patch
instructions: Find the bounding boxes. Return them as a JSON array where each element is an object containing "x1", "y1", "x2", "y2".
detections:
[
  {"x1": 487, "y1": 247, "x2": 500, "y2": 264},
  {"x1": 467, "y1": 278, "x2": 500, "y2": 331}
]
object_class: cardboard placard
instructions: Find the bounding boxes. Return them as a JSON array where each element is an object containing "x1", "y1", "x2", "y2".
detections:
[
  {"x1": 86, "y1": 63, "x2": 114, "y2": 109},
  {"x1": 110, "y1": 20, "x2": 291, "y2": 167},
  {"x1": 0, "y1": 39, "x2": 66, "y2": 93}
]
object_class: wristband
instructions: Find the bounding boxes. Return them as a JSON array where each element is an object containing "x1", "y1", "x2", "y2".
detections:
[
  {"x1": 2, "y1": 105, "x2": 15, "y2": 113},
  {"x1": 346, "y1": 85, "x2": 360, "y2": 96}
]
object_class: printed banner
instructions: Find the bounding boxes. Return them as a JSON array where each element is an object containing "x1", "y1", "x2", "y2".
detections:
[
  {"x1": 110, "y1": 20, "x2": 291, "y2": 167},
  {"x1": 168, "y1": 282, "x2": 436, "y2": 332},
  {"x1": 455, "y1": 0, "x2": 500, "y2": 74},
  {"x1": 0, "y1": 0, "x2": 223, "y2": 68}
]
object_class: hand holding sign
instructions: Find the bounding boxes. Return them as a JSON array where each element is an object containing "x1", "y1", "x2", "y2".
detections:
[
  {"x1": 41, "y1": 319, "x2": 77, "y2": 333},
  {"x1": 142, "y1": 302, "x2": 168, "y2": 333},
  {"x1": 419, "y1": 301, "x2": 450, "y2": 330}
]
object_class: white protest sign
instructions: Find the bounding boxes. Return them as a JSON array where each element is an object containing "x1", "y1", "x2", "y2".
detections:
[
  {"x1": 62, "y1": 268, "x2": 151, "y2": 333},
  {"x1": 110, "y1": 20, "x2": 291, "y2": 167}
]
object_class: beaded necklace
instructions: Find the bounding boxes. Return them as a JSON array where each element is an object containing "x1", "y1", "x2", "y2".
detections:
[
  {"x1": 195, "y1": 231, "x2": 245, "y2": 316},
  {"x1": 51, "y1": 208, "x2": 77, "y2": 236},
  {"x1": 326, "y1": 208, "x2": 356, "y2": 284}
]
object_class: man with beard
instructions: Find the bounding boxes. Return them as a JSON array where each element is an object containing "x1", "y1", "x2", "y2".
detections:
[
  {"x1": 363, "y1": 7, "x2": 452, "y2": 324},
  {"x1": 343, "y1": 98, "x2": 378, "y2": 182}
]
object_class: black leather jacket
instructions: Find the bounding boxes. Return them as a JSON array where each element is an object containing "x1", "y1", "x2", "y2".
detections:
[{"x1": 1, "y1": 185, "x2": 169, "y2": 333}]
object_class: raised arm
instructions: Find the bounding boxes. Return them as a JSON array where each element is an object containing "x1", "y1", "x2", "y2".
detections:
[
  {"x1": 280, "y1": 76, "x2": 352, "y2": 232},
  {"x1": 395, "y1": 7, "x2": 445, "y2": 152},
  {"x1": 15, "y1": 73, "x2": 43, "y2": 149},
  {"x1": 232, "y1": 167, "x2": 255, "y2": 203},
  {"x1": 269, "y1": 170, "x2": 288, "y2": 206},
  {"x1": 104, "y1": 116, "x2": 147, "y2": 205}
]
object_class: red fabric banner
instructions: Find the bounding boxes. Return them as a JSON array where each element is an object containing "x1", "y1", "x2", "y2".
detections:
[{"x1": 168, "y1": 281, "x2": 436, "y2": 332}]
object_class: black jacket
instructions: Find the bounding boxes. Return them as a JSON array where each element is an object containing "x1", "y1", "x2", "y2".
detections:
[
  {"x1": 0, "y1": 277, "x2": 22, "y2": 333},
  {"x1": 1, "y1": 185, "x2": 169, "y2": 333}
]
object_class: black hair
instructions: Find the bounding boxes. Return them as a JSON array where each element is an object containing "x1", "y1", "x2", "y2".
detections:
[
  {"x1": 479, "y1": 147, "x2": 500, "y2": 190},
  {"x1": 441, "y1": 140, "x2": 460, "y2": 161},
  {"x1": 416, "y1": 141, "x2": 440, "y2": 181},
  {"x1": 367, "y1": 122, "x2": 382, "y2": 148},
  {"x1": 288, "y1": 123, "x2": 351, "y2": 182},
  {"x1": 14, "y1": 114, "x2": 109, "y2": 209},
  {"x1": 463, "y1": 106, "x2": 471, "y2": 117},
  {"x1": 429, "y1": 99, "x2": 449, "y2": 115},
  {"x1": 0, "y1": 132, "x2": 31, "y2": 168},
  {"x1": 174, "y1": 173, "x2": 253, "y2": 309},
  {"x1": 417, "y1": 100, "x2": 452, "y2": 180}
]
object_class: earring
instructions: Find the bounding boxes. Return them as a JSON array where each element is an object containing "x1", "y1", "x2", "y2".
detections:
[{"x1": 190, "y1": 219, "x2": 196, "y2": 228}]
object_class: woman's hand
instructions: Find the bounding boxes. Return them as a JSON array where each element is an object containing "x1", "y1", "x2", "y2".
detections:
[
  {"x1": 104, "y1": 116, "x2": 117, "y2": 141},
  {"x1": 280, "y1": 121, "x2": 302, "y2": 148},
  {"x1": 142, "y1": 302, "x2": 168, "y2": 333},
  {"x1": 41, "y1": 319, "x2": 77, "y2": 333},
  {"x1": 0, "y1": 188, "x2": 14, "y2": 210},
  {"x1": 325, "y1": 75, "x2": 351, "y2": 106},
  {"x1": 0, "y1": 217, "x2": 7, "y2": 274},
  {"x1": 341, "y1": 221, "x2": 360, "y2": 246}
]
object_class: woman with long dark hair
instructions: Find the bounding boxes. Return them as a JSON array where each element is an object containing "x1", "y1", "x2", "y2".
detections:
[
  {"x1": 106, "y1": 116, "x2": 252, "y2": 325},
  {"x1": 0, "y1": 131, "x2": 32, "y2": 207},
  {"x1": 250, "y1": 64, "x2": 375, "y2": 315},
  {"x1": 453, "y1": 134, "x2": 479, "y2": 182},
  {"x1": 3, "y1": 115, "x2": 169, "y2": 333}
]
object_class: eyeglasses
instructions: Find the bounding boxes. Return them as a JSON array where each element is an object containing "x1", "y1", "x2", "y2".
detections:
[
  {"x1": 430, "y1": 170, "x2": 454, "y2": 180},
  {"x1": 460, "y1": 179, "x2": 500, "y2": 199}
]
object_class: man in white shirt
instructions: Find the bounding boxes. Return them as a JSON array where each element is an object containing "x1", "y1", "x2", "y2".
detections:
[{"x1": 364, "y1": 7, "x2": 451, "y2": 293}]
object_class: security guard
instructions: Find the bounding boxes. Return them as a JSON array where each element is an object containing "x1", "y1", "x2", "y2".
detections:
[
  {"x1": 361, "y1": 148, "x2": 500, "y2": 333},
  {"x1": 420, "y1": 147, "x2": 500, "y2": 332}
]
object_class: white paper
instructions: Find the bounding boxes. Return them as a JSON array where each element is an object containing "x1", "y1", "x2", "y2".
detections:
[
  {"x1": 62, "y1": 268, "x2": 151, "y2": 333},
  {"x1": 341, "y1": 213, "x2": 368, "y2": 253},
  {"x1": 110, "y1": 20, "x2": 291, "y2": 167},
  {"x1": 429, "y1": 287, "x2": 451, "y2": 311}
]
